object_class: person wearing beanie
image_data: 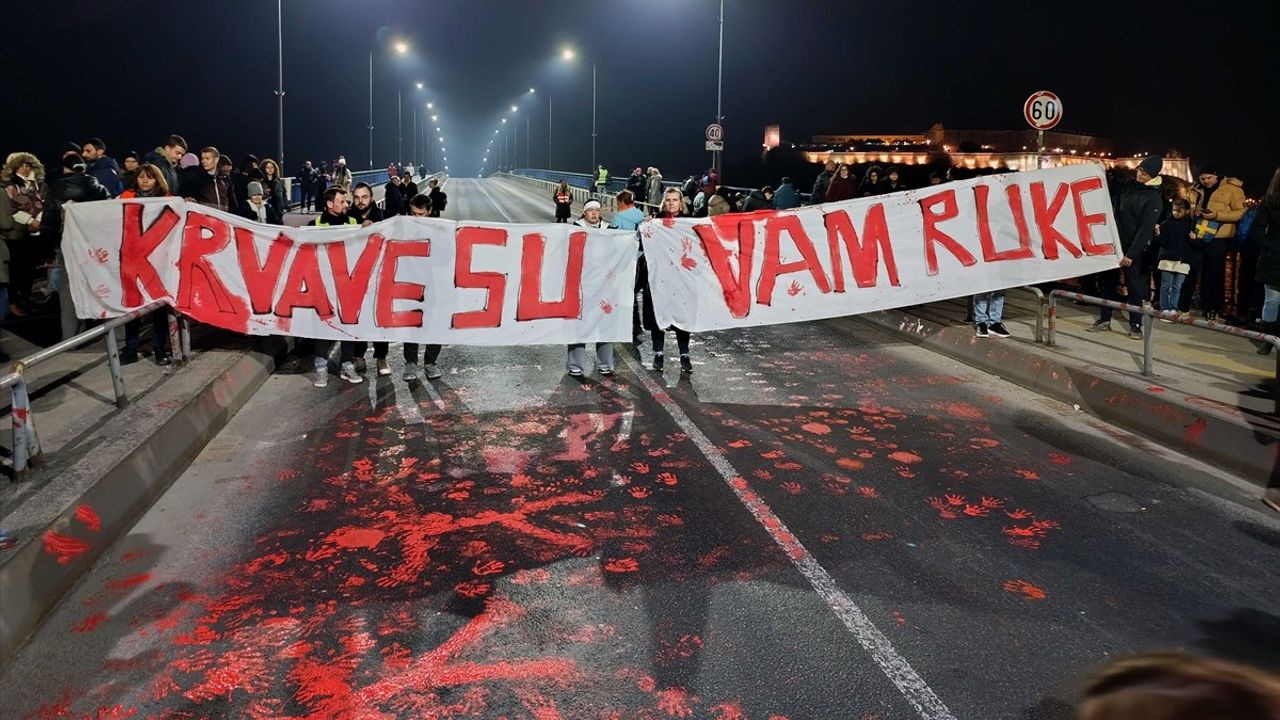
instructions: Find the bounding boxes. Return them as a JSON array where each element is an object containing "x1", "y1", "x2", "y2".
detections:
[
  {"x1": 565, "y1": 199, "x2": 614, "y2": 377},
  {"x1": 1089, "y1": 155, "x2": 1163, "y2": 339},
  {"x1": 240, "y1": 180, "x2": 281, "y2": 225},
  {"x1": 45, "y1": 153, "x2": 110, "y2": 340}
]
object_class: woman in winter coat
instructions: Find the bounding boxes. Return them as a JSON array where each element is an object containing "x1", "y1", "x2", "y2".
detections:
[
  {"x1": 824, "y1": 163, "x2": 858, "y2": 203},
  {"x1": 860, "y1": 165, "x2": 883, "y2": 197},
  {"x1": 643, "y1": 188, "x2": 696, "y2": 374},
  {"x1": 0, "y1": 152, "x2": 49, "y2": 316},
  {"x1": 553, "y1": 180, "x2": 573, "y2": 223},
  {"x1": 645, "y1": 167, "x2": 664, "y2": 208},
  {"x1": 259, "y1": 158, "x2": 289, "y2": 215},
  {"x1": 1252, "y1": 167, "x2": 1280, "y2": 356},
  {"x1": 565, "y1": 200, "x2": 614, "y2": 376},
  {"x1": 119, "y1": 163, "x2": 176, "y2": 364}
]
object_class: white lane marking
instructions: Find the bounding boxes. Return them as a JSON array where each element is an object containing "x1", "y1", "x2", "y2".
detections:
[
  {"x1": 475, "y1": 180, "x2": 517, "y2": 222},
  {"x1": 618, "y1": 353, "x2": 956, "y2": 720}
]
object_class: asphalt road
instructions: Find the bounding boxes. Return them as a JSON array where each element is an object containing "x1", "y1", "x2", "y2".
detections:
[{"x1": 4, "y1": 177, "x2": 1278, "y2": 720}]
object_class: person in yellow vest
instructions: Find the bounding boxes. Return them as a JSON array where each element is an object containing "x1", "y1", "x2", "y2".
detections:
[
  {"x1": 1193, "y1": 165, "x2": 1246, "y2": 322},
  {"x1": 308, "y1": 186, "x2": 362, "y2": 387},
  {"x1": 593, "y1": 164, "x2": 609, "y2": 197}
]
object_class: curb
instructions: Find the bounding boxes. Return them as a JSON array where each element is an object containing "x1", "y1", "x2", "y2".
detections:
[
  {"x1": 858, "y1": 308, "x2": 1278, "y2": 485},
  {"x1": 0, "y1": 337, "x2": 287, "y2": 667}
]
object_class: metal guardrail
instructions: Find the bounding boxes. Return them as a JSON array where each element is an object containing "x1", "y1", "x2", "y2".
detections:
[
  {"x1": 1046, "y1": 290, "x2": 1280, "y2": 401},
  {"x1": 284, "y1": 167, "x2": 434, "y2": 210},
  {"x1": 2, "y1": 301, "x2": 190, "y2": 481}
]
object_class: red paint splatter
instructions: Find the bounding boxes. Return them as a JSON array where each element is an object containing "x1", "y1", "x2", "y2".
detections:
[
  {"x1": 726, "y1": 439, "x2": 752, "y2": 448},
  {"x1": 106, "y1": 573, "x2": 151, "y2": 592},
  {"x1": 836, "y1": 457, "x2": 864, "y2": 471},
  {"x1": 656, "y1": 472, "x2": 678, "y2": 486},
  {"x1": 888, "y1": 450, "x2": 922, "y2": 464},
  {"x1": 73, "y1": 612, "x2": 108, "y2": 633},
  {"x1": 75, "y1": 504, "x2": 102, "y2": 532},
  {"x1": 1185, "y1": 417, "x2": 1208, "y2": 443},
  {"x1": 786, "y1": 280, "x2": 803, "y2": 297},
  {"x1": 1048, "y1": 452, "x2": 1071, "y2": 465},
  {"x1": 656, "y1": 687, "x2": 694, "y2": 717},
  {"x1": 856, "y1": 486, "x2": 879, "y2": 498},
  {"x1": 605, "y1": 558, "x2": 639, "y2": 573},
  {"x1": 892, "y1": 610, "x2": 907, "y2": 625},
  {"x1": 942, "y1": 402, "x2": 985, "y2": 420},
  {"x1": 43, "y1": 531, "x2": 90, "y2": 564},
  {"x1": 599, "y1": 299, "x2": 613, "y2": 314},
  {"x1": 1003, "y1": 579, "x2": 1047, "y2": 600},
  {"x1": 861, "y1": 531, "x2": 892, "y2": 542},
  {"x1": 800, "y1": 422, "x2": 831, "y2": 435},
  {"x1": 969, "y1": 437, "x2": 1001, "y2": 449},
  {"x1": 1015, "y1": 469, "x2": 1040, "y2": 481},
  {"x1": 329, "y1": 527, "x2": 386, "y2": 549}
]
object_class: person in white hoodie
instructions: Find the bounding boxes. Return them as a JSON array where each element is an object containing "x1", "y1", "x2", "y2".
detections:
[{"x1": 566, "y1": 200, "x2": 614, "y2": 377}]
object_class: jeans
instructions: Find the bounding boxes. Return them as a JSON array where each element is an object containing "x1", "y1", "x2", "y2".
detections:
[
  {"x1": 1099, "y1": 264, "x2": 1144, "y2": 329},
  {"x1": 1159, "y1": 271, "x2": 1186, "y2": 314},
  {"x1": 973, "y1": 291, "x2": 1005, "y2": 324},
  {"x1": 1263, "y1": 284, "x2": 1280, "y2": 324},
  {"x1": 567, "y1": 343, "x2": 614, "y2": 371},
  {"x1": 403, "y1": 343, "x2": 441, "y2": 365}
]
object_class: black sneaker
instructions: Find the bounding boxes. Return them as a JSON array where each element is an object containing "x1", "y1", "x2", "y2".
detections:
[
  {"x1": 987, "y1": 322, "x2": 1010, "y2": 338},
  {"x1": 155, "y1": 353, "x2": 173, "y2": 367},
  {"x1": 975, "y1": 323, "x2": 989, "y2": 338},
  {"x1": 679, "y1": 355, "x2": 693, "y2": 374},
  {"x1": 652, "y1": 353, "x2": 664, "y2": 371},
  {"x1": 120, "y1": 350, "x2": 140, "y2": 366}
]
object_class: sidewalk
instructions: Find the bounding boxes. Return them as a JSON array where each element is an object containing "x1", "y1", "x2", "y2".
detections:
[{"x1": 860, "y1": 291, "x2": 1279, "y2": 486}]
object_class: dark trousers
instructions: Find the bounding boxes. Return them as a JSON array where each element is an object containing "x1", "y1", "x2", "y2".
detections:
[
  {"x1": 299, "y1": 187, "x2": 311, "y2": 212},
  {"x1": 1098, "y1": 264, "x2": 1144, "y2": 329},
  {"x1": 5, "y1": 238, "x2": 36, "y2": 307},
  {"x1": 1200, "y1": 240, "x2": 1228, "y2": 313},
  {"x1": 638, "y1": 260, "x2": 691, "y2": 354},
  {"x1": 352, "y1": 341, "x2": 389, "y2": 359},
  {"x1": 1178, "y1": 255, "x2": 1203, "y2": 313},
  {"x1": 123, "y1": 308, "x2": 170, "y2": 357},
  {"x1": 315, "y1": 340, "x2": 356, "y2": 366},
  {"x1": 403, "y1": 343, "x2": 441, "y2": 364},
  {"x1": 632, "y1": 256, "x2": 647, "y2": 338}
]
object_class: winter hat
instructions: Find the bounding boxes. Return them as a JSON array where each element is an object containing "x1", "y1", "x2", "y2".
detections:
[
  {"x1": 246, "y1": 181, "x2": 264, "y2": 197},
  {"x1": 61, "y1": 141, "x2": 82, "y2": 156},
  {"x1": 180, "y1": 152, "x2": 199, "y2": 169},
  {"x1": 583, "y1": 200, "x2": 602, "y2": 211},
  {"x1": 1197, "y1": 163, "x2": 1219, "y2": 177},
  {"x1": 1138, "y1": 156, "x2": 1163, "y2": 178}
]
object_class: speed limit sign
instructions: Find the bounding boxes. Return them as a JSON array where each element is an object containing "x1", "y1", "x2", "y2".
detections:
[
  {"x1": 705, "y1": 123, "x2": 724, "y2": 142},
  {"x1": 1024, "y1": 91, "x2": 1062, "y2": 130}
]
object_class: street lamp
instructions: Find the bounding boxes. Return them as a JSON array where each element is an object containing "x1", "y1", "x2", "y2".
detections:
[
  {"x1": 368, "y1": 39, "x2": 410, "y2": 168},
  {"x1": 275, "y1": 0, "x2": 285, "y2": 171},
  {"x1": 399, "y1": 80, "x2": 424, "y2": 166},
  {"x1": 560, "y1": 46, "x2": 597, "y2": 172}
]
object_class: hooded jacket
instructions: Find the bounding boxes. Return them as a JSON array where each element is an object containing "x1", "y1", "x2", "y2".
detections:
[
  {"x1": 1200, "y1": 177, "x2": 1247, "y2": 239},
  {"x1": 743, "y1": 189, "x2": 772, "y2": 212},
  {"x1": 646, "y1": 172, "x2": 664, "y2": 207},
  {"x1": 87, "y1": 156, "x2": 123, "y2": 196},
  {"x1": 811, "y1": 170, "x2": 832, "y2": 206},
  {"x1": 1116, "y1": 178, "x2": 1163, "y2": 260},
  {"x1": 773, "y1": 183, "x2": 800, "y2": 210},
  {"x1": 626, "y1": 171, "x2": 646, "y2": 200}
]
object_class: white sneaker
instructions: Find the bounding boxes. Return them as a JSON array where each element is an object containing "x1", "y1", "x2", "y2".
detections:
[
  {"x1": 424, "y1": 363, "x2": 442, "y2": 380},
  {"x1": 376, "y1": 358, "x2": 391, "y2": 376},
  {"x1": 403, "y1": 362, "x2": 419, "y2": 381},
  {"x1": 313, "y1": 367, "x2": 329, "y2": 388},
  {"x1": 340, "y1": 361, "x2": 364, "y2": 384}
]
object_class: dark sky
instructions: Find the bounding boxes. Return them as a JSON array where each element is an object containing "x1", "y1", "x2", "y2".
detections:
[{"x1": 4, "y1": 0, "x2": 1277, "y2": 189}]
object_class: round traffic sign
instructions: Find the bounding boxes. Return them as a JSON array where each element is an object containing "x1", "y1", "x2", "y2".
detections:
[
  {"x1": 705, "y1": 123, "x2": 724, "y2": 142},
  {"x1": 1024, "y1": 91, "x2": 1062, "y2": 130}
]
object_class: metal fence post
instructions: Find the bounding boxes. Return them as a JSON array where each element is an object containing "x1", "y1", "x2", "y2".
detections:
[
  {"x1": 1046, "y1": 292, "x2": 1058, "y2": 347},
  {"x1": 1141, "y1": 313, "x2": 1155, "y2": 377},
  {"x1": 10, "y1": 378, "x2": 42, "y2": 481},
  {"x1": 104, "y1": 326, "x2": 128, "y2": 408},
  {"x1": 179, "y1": 315, "x2": 192, "y2": 364}
]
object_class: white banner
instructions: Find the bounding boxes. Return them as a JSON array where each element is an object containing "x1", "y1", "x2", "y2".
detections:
[
  {"x1": 641, "y1": 164, "x2": 1122, "y2": 331},
  {"x1": 64, "y1": 199, "x2": 637, "y2": 345}
]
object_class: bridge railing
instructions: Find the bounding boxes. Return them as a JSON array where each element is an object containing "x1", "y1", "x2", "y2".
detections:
[
  {"x1": 2, "y1": 301, "x2": 191, "y2": 481},
  {"x1": 283, "y1": 168, "x2": 437, "y2": 209}
]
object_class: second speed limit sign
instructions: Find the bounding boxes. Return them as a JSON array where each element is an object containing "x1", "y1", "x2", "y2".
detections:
[{"x1": 1024, "y1": 91, "x2": 1062, "y2": 130}]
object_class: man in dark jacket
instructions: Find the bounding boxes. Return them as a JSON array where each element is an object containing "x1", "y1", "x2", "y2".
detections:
[
  {"x1": 400, "y1": 171, "x2": 419, "y2": 199},
  {"x1": 183, "y1": 147, "x2": 234, "y2": 212},
  {"x1": 773, "y1": 178, "x2": 800, "y2": 209},
  {"x1": 119, "y1": 151, "x2": 140, "y2": 192},
  {"x1": 626, "y1": 167, "x2": 646, "y2": 200},
  {"x1": 427, "y1": 177, "x2": 447, "y2": 217},
  {"x1": 350, "y1": 182, "x2": 384, "y2": 225},
  {"x1": 142, "y1": 134, "x2": 186, "y2": 198},
  {"x1": 45, "y1": 153, "x2": 111, "y2": 341},
  {"x1": 298, "y1": 160, "x2": 317, "y2": 212},
  {"x1": 1088, "y1": 156, "x2": 1163, "y2": 338},
  {"x1": 384, "y1": 175, "x2": 406, "y2": 215},
  {"x1": 810, "y1": 162, "x2": 835, "y2": 206},
  {"x1": 81, "y1": 138, "x2": 122, "y2": 196}
]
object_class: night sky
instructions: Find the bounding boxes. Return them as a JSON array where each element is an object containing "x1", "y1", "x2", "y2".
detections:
[{"x1": 4, "y1": 0, "x2": 1277, "y2": 189}]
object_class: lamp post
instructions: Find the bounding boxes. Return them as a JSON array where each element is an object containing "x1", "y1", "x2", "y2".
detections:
[
  {"x1": 369, "y1": 40, "x2": 410, "y2": 169},
  {"x1": 713, "y1": 0, "x2": 724, "y2": 177},
  {"x1": 275, "y1": 0, "x2": 284, "y2": 170},
  {"x1": 561, "y1": 48, "x2": 597, "y2": 172}
]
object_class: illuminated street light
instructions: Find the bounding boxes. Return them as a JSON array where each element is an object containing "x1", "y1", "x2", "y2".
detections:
[
  {"x1": 394, "y1": 41, "x2": 409, "y2": 54},
  {"x1": 560, "y1": 46, "x2": 597, "y2": 170},
  {"x1": 415, "y1": 81, "x2": 424, "y2": 90},
  {"x1": 561, "y1": 48, "x2": 575, "y2": 60},
  {"x1": 511, "y1": 105, "x2": 518, "y2": 113},
  {"x1": 426, "y1": 102, "x2": 433, "y2": 109}
]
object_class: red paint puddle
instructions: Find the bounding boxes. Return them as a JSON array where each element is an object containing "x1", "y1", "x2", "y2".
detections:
[
  {"x1": 940, "y1": 402, "x2": 985, "y2": 420},
  {"x1": 328, "y1": 527, "x2": 386, "y2": 550},
  {"x1": 836, "y1": 457, "x2": 864, "y2": 471},
  {"x1": 75, "y1": 505, "x2": 102, "y2": 532},
  {"x1": 800, "y1": 422, "x2": 831, "y2": 435},
  {"x1": 1185, "y1": 417, "x2": 1208, "y2": 442}
]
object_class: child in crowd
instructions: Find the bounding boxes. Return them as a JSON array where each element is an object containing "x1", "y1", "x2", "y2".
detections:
[{"x1": 1156, "y1": 198, "x2": 1195, "y2": 319}]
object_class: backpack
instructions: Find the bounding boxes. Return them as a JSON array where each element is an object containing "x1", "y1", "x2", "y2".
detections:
[{"x1": 1234, "y1": 207, "x2": 1258, "y2": 248}]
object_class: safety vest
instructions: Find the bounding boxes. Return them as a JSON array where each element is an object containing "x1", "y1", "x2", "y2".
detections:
[
  {"x1": 312, "y1": 215, "x2": 357, "y2": 227},
  {"x1": 596, "y1": 168, "x2": 609, "y2": 185}
]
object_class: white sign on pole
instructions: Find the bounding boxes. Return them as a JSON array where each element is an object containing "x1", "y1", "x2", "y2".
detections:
[
  {"x1": 705, "y1": 140, "x2": 724, "y2": 152},
  {"x1": 1023, "y1": 91, "x2": 1062, "y2": 131},
  {"x1": 705, "y1": 123, "x2": 724, "y2": 142}
]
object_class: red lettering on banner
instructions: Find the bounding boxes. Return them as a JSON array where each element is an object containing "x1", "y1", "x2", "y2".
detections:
[
  {"x1": 1030, "y1": 182, "x2": 1082, "y2": 260},
  {"x1": 756, "y1": 215, "x2": 831, "y2": 306},
  {"x1": 823, "y1": 205, "x2": 899, "y2": 291},
  {"x1": 119, "y1": 203, "x2": 179, "y2": 307},
  {"x1": 1070, "y1": 177, "x2": 1114, "y2": 256},
  {"x1": 327, "y1": 234, "x2": 385, "y2": 324},
  {"x1": 376, "y1": 241, "x2": 430, "y2": 328},
  {"x1": 235, "y1": 228, "x2": 292, "y2": 315},
  {"x1": 516, "y1": 231, "x2": 586, "y2": 321},
  {"x1": 693, "y1": 216, "x2": 757, "y2": 318},
  {"x1": 273, "y1": 244, "x2": 334, "y2": 319},
  {"x1": 919, "y1": 189, "x2": 977, "y2": 276},
  {"x1": 452, "y1": 227, "x2": 508, "y2": 329},
  {"x1": 177, "y1": 212, "x2": 244, "y2": 319},
  {"x1": 975, "y1": 184, "x2": 1035, "y2": 262}
]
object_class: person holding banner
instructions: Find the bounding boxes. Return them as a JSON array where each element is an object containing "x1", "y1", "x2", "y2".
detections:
[
  {"x1": 403, "y1": 194, "x2": 444, "y2": 381},
  {"x1": 566, "y1": 199, "x2": 614, "y2": 376},
  {"x1": 644, "y1": 189, "x2": 694, "y2": 373},
  {"x1": 119, "y1": 164, "x2": 174, "y2": 364},
  {"x1": 1089, "y1": 156, "x2": 1163, "y2": 339},
  {"x1": 308, "y1": 186, "x2": 363, "y2": 387}
]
